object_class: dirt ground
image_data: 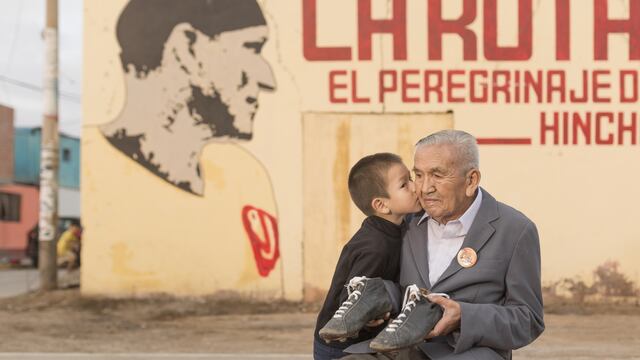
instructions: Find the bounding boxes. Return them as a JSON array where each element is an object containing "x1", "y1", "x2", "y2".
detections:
[{"x1": 1, "y1": 288, "x2": 639, "y2": 359}]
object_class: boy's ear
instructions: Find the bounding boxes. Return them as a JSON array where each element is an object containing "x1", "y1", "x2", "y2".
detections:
[{"x1": 371, "y1": 197, "x2": 390, "y2": 215}]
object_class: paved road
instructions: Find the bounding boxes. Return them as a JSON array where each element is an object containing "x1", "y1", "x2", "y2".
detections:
[
  {"x1": 0, "y1": 354, "x2": 311, "y2": 360},
  {"x1": 0, "y1": 269, "x2": 39, "y2": 298},
  {"x1": 0, "y1": 269, "x2": 79, "y2": 298}
]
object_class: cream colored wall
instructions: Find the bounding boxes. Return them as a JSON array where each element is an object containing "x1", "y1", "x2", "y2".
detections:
[
  {"x1": 81, "y1": 129, "x2": 282, "y2": 296},
  {"x1": 83, "y1": 0, "x2": 640, "y2": 299},
  {"x1": 269, "y1": 0, "x2": 640, "y2": 286}
]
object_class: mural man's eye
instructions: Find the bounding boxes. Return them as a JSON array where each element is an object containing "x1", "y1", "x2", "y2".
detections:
[{"x1": 243, "y1": 40, "x2": 265, "y2": 54}]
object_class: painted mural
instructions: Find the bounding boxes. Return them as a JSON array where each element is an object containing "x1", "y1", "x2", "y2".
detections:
[
  {"x1": 83, "y1": 0, "x2": 282, "y2": 297},
  {"x1": 101, "y1": 0, "x2": 276, "y2": 196},
  {"x1": 100, "y1": 0, "x2": 280, "y2": 278}
]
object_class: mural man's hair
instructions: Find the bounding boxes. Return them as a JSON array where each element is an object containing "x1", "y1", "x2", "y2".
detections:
[
  {"x1": 117, "y1": 0, "x2": 266, "y2": 76},
  {"x1": 348, "y1": 153, "x2": 404, "y2": 216}
]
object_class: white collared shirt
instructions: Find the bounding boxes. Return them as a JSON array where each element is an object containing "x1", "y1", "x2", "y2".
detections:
[{"x1": 417, "y1": 189, "x2": 483, "y2": 286}]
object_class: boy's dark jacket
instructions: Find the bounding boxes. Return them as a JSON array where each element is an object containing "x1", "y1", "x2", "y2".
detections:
[{"x1": 314, "y1": 215, "x2": 406, "y2": 349}]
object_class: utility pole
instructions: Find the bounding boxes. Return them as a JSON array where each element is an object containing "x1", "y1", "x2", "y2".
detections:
[{"x1": 39, "y1": 0, "x2": 59, "y2": 290}]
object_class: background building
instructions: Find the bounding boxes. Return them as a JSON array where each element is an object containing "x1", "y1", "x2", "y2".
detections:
[{"x1": 0, "y1": 104, "x2": 81, "y2": 261}]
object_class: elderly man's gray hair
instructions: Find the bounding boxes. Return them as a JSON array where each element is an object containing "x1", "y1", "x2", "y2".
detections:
[{"x1": 415, "y1": 130, "x2": 479, "y2": 172}]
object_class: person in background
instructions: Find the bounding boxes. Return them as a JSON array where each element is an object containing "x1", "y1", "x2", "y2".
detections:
[{"x1": 57, "y1": 222, "x2": 82, "y2": 270}]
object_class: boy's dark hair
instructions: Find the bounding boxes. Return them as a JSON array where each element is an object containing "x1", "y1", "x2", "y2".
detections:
[{"x1": 348, "y1": 153, "x2": 403, "y2": 216}]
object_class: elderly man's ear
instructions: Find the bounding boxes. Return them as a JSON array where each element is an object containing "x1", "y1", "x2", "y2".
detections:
[
  {"x1": 465, "y1": 169, "x2": 481, "y2": 197},
  {"x1": 163, "y1": 23, "x2": 202, "y2": 74}
]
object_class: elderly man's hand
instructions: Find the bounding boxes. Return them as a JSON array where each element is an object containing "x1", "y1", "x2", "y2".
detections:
[{"x1": 424, "y1": 295, "x2": 461, "y2": 339}]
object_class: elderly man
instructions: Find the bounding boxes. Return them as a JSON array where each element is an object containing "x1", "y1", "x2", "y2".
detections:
[{"x1": 344, "y1": 130, "x2": 544, "y2": 359}]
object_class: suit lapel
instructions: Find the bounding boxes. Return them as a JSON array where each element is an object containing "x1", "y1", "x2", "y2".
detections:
[
  {"x1": 408, "y1": 218, "x2": 431, "y2": 288},
  {"x1": 431, "y1": 189, "x2": 499, "y2": 289}
]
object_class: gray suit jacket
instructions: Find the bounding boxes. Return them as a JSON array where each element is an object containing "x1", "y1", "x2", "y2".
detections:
[{"x1": 398, "y1": 188, "x2": 544, "y2": 359}]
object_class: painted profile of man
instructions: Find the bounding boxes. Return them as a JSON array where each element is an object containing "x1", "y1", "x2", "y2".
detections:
[{"x1": 100, "y1": 0, "x2": 276, "y2": 196}]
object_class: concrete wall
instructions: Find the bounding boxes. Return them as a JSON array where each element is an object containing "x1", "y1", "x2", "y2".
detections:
[
  {"x1": 83, "y1": 0, "x2": 640, "y2": 299},
  {"x1": 0, "y1": 105, "x2": 14, "y2": 183},
  {"x1": 59, "y1": 187, "x2": 80, "y2": 219}
]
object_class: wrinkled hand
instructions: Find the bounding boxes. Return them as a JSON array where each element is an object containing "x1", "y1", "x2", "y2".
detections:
[
  {"x1": 424, "y1": 295, "x2": 461, "y2": 339},
  {"x1": 365, "y1": 312, "x2": 390, "y2": 328}
]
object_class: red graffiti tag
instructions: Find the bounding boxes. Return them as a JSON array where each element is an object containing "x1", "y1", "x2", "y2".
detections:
[{"x1": 241, "y1": 205, "x2": 280, "y2": 277}]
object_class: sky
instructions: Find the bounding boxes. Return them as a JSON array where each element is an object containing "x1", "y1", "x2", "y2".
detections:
[{"x1": 0, "y1": 0, "x2": 83, "y2": 138}]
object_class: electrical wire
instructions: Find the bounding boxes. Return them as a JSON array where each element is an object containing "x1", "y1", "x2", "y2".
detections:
[{"x1": 0, "y1": 75, "x2": 81, "y2": 103}]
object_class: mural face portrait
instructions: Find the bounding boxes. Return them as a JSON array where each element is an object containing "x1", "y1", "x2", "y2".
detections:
[
  {"x1": 187, "y1": 26, "x2": 276, "y2": 138},
  {"x1": 100, "y1": 0, "x2": 276, "y2": 195}
]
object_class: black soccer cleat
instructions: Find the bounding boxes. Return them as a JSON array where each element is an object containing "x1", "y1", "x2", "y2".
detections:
[
  {"x1": 319, "y1": 276, "x2": 393, "y2": 342},
  {"x1": 370, "y1": 285, "x2": 444, "y2": 352}
]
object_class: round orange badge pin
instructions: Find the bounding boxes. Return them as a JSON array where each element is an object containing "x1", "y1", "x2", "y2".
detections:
[{"x1": 457, "y1": 247, "x2": 478, "y2": 268}]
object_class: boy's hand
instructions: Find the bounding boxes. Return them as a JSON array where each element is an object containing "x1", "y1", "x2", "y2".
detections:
[{"x1": 365, "y1": 312, "x2": 390, "y2": 328}]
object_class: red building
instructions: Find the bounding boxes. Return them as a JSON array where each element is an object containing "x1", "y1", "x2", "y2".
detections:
[{"x1": 0, "y1": 184, "x2": 39, "y2": 259}]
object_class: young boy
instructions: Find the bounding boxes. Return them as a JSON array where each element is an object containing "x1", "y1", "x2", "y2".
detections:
[{"x1": 313, "y1": 153, "x2": 422, "y2": 360}]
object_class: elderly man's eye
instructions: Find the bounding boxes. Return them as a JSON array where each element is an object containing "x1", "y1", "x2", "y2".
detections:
[{"x1": 243, "y1": 40, "x2": 265, "y2": 53}]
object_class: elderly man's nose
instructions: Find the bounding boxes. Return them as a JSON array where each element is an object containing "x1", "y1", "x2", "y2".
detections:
[{"x1": 422, "y1": 177, "x2": 434, "y2": 194}]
